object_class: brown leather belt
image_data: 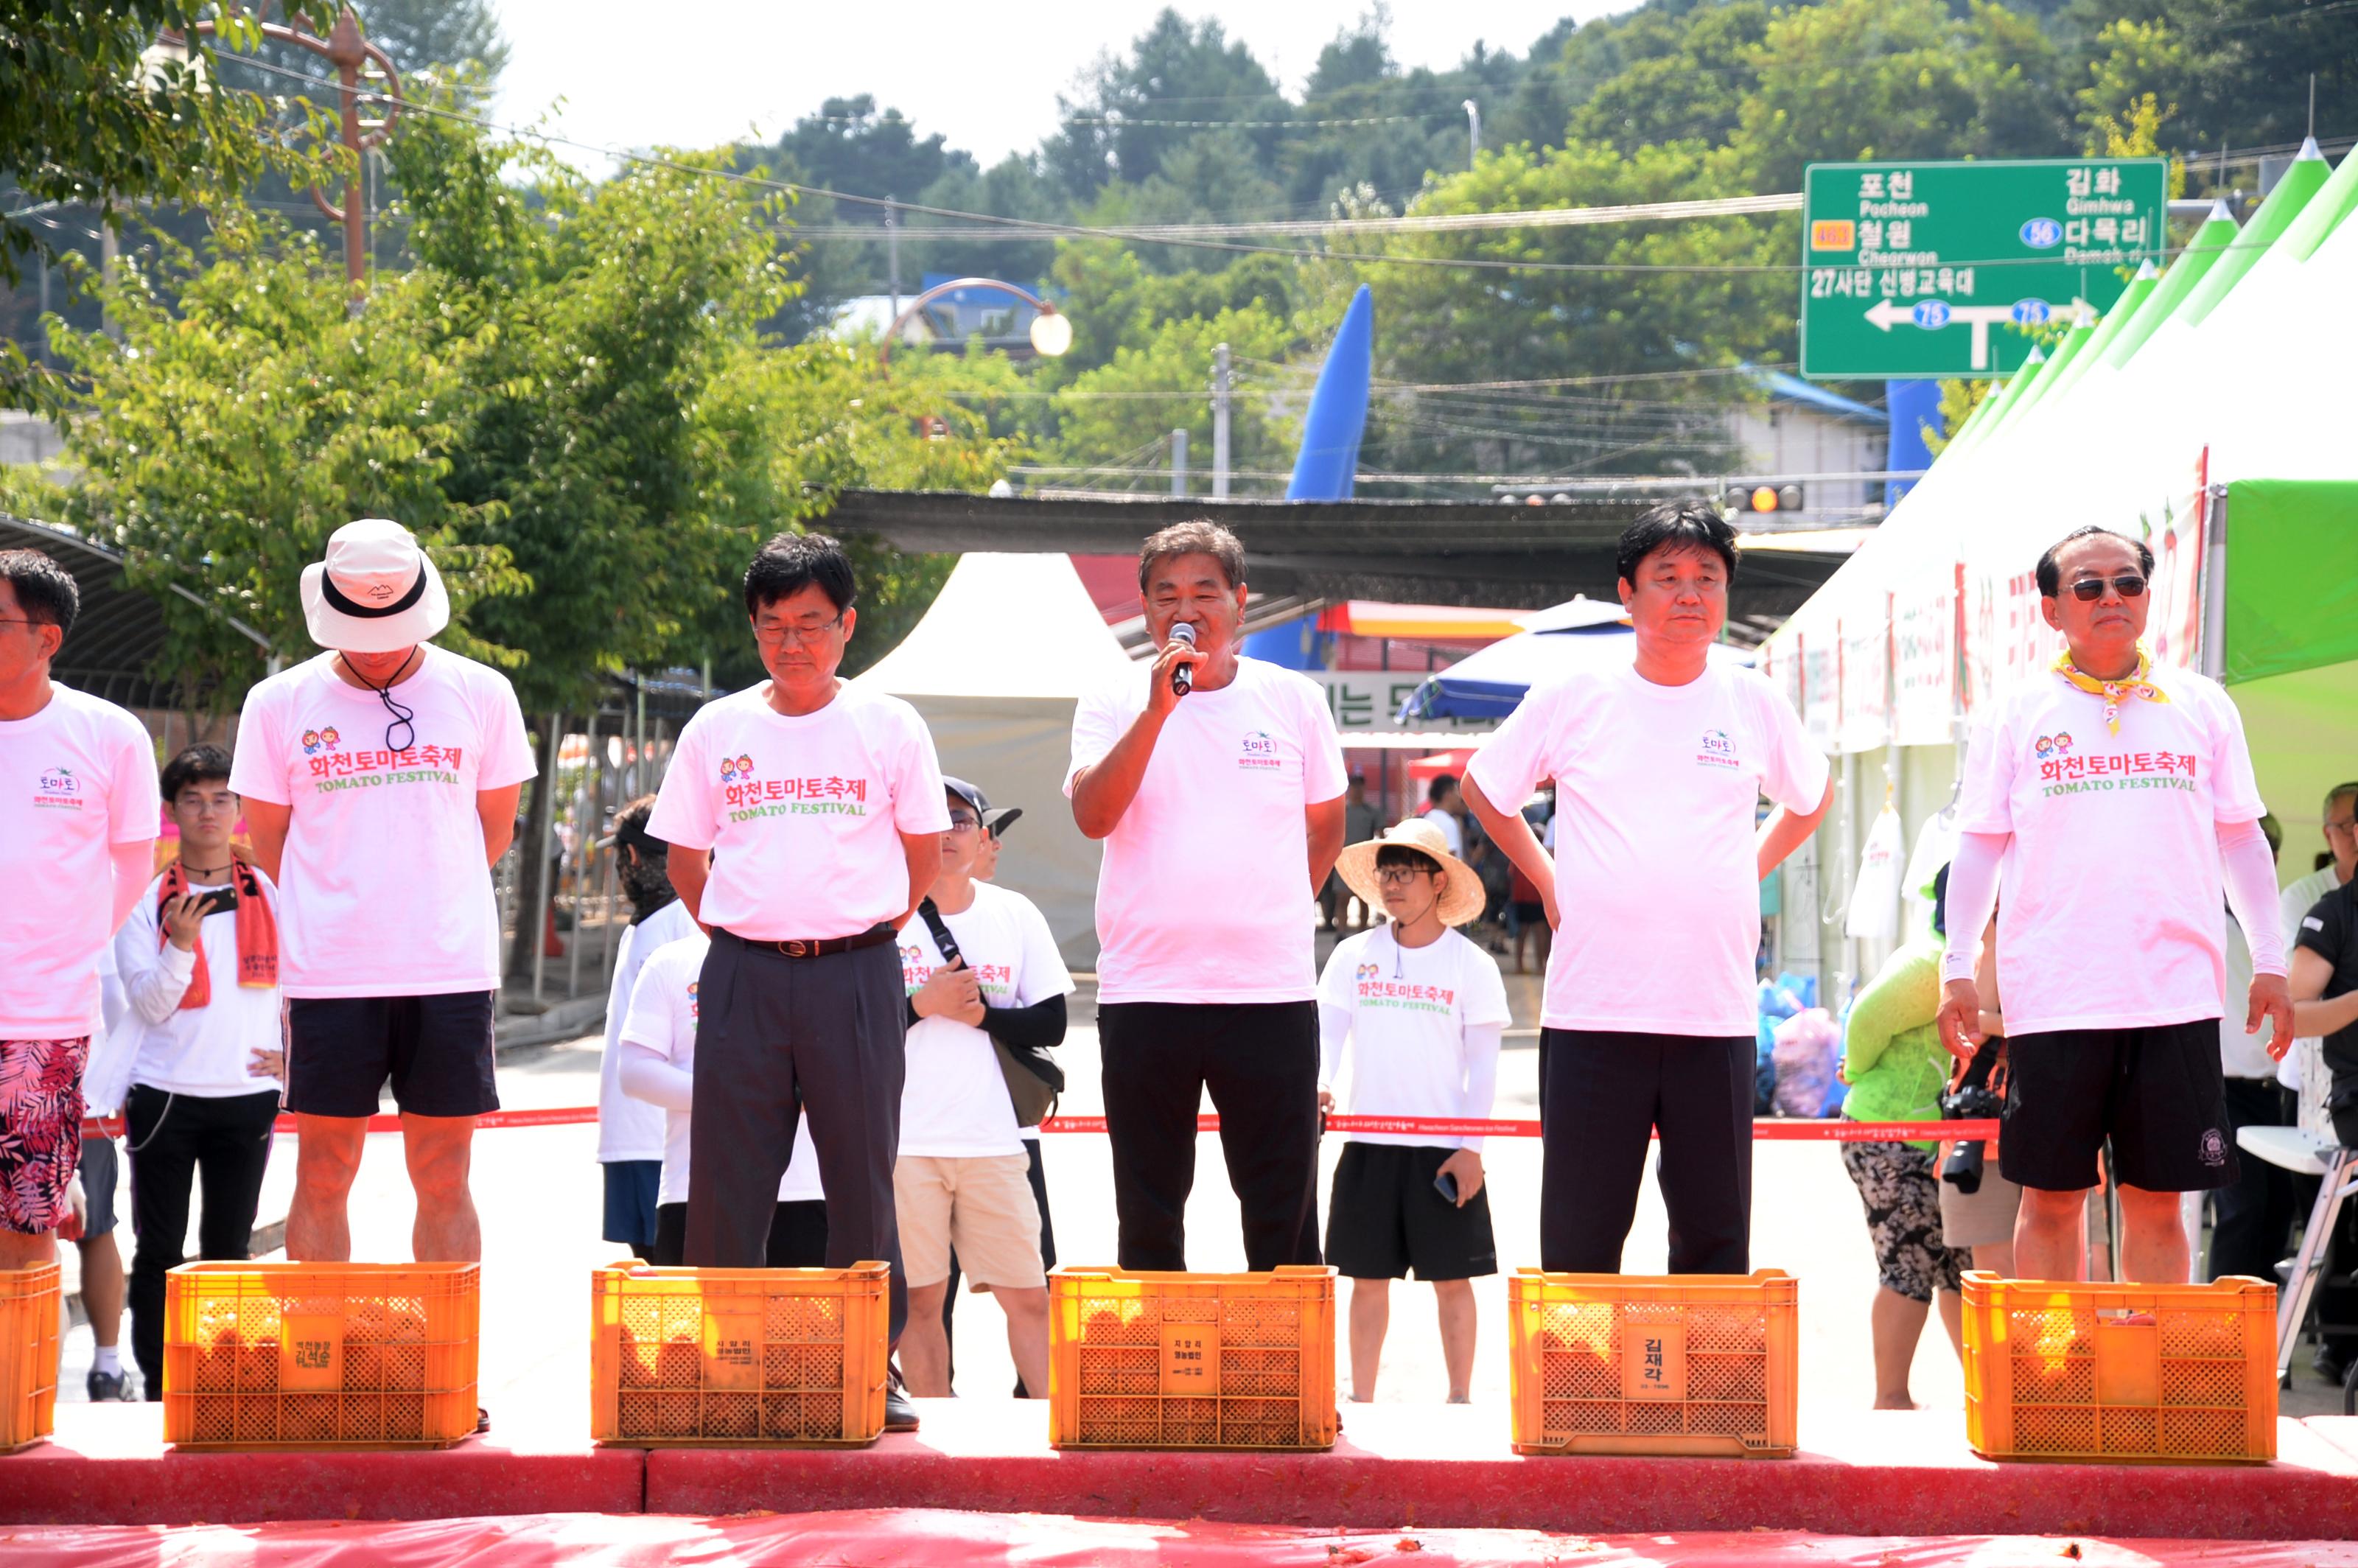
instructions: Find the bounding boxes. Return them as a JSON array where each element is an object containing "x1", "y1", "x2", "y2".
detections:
[{"x1": 718, "y1": 923, "x2": 898, "y2": 959}]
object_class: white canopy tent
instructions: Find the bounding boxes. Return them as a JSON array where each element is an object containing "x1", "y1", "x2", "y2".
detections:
[{"x1": 854, "y1": 552, "x2": 1133, "y2": 966}]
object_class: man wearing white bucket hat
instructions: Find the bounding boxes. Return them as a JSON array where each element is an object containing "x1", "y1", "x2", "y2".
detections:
[
  {"x1": 1320, "y1": 818, "x2": 1509, "y2": 1404},
  {"x1": 230, "y1": 520, "x2": 536, "y2": 1284}
]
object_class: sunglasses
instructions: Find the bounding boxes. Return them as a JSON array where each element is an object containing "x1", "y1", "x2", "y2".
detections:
[{"x1": 2068, "y1": 574, "x2": 2147, "y2": 601}]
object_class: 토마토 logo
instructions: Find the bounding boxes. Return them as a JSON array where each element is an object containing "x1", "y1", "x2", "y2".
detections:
[
  {"x1": 301, "y1": 725, "x2": 343, "y2": 755},
  {"x1": 718, "y1": 752, "x2": 757, "y2": 783}
]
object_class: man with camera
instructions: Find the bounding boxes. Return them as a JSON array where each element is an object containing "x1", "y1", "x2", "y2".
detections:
[{"x1": 1937, "y1": 526, "x2": 2292, "y2": 1283}]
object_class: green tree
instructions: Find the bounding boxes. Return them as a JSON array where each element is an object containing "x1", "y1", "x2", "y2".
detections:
[
  {"x1": 43, "y1": 222, "x2": 523, "y2": 699},
  {"x1": 1046, "y1": 304, "x2": 1297, "y2": 491},
  {"x1": 1733, "y1": 0, "x2": 2071, "y2": 189},
  {"x1": 349, "y1": 0, "x2": 508, "y2": 85},
  {"x1": 1, "y1": 1, "x2": 337, "y2": 407}
]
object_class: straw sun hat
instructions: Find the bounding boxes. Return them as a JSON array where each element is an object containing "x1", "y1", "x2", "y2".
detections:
[{"x1": 1335, "y1": 818, "x2": 1488, "y2": 927}]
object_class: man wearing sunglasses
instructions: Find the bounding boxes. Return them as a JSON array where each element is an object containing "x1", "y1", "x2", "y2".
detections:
[
  {"x1": 231, "y1": 522, "x2": 534, "y2": 1311},
  {"x1": 1937, "y1": 525, "x2": 2292, "y2": 1284}
]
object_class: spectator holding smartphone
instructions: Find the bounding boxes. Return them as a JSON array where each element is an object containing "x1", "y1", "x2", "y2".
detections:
[
  {"x1": 1318, "y1": 819, "x2": 1509, "y2": 1404},
  {"x1": 85, "y1": 745, "x2": 284, "y2": 1401}
]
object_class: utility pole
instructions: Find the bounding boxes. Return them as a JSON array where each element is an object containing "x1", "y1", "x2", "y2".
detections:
[
  {"x1": 99, "y1": 219, "x2": 120, "y2": 342},
  {"x1": 1463, "y1": 99, "x2": 1481, "y2": 168},
  {"x1": 886, "y1": 197, "x2": 901, "y2": 317},
  {"x1": 1170, "y1": 427, "x2": 1188, "y2": 496},
  {"x1": 1211, "y1": 343, "x2": 1232, "y2": 500}
]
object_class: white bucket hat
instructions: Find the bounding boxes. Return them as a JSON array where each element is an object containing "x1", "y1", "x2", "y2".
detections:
[{"x1": 300, "y1": 519, "x2": 450, "y2": 653}]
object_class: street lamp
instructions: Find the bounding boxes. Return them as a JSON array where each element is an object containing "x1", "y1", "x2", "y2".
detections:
[
  {"x1": 876, "y1": 276, "x2": 1069, "y2": 370},
  {"x1": 171, "y1": 6, "x2": 402, "y2": 311}
]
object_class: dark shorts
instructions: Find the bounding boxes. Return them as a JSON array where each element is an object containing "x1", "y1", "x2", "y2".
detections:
[
  {"x1": 602, "y1": 1159, "x2": 661, "y2": 1251},
  {"x1": 77, "y1": 1135, "x2": 119, "y2": 1239},
  {"x1": 1324, "y1": 1142, "x2": 1497, "y2": 1282},
  {"x1": 653, "y1": 1200, "x2": 828, "y2": 1269},
  {"x1": 1999, "y1": 1020, "x2": 2238, "y2": 1194},
  {"x1": 284, "y1": 993, "x2": 500, "y2": 1119}
]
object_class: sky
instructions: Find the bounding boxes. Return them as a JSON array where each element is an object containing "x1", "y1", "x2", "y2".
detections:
[{"x1": 487, "y1": 1, "x2": 1607, "y2": 175}]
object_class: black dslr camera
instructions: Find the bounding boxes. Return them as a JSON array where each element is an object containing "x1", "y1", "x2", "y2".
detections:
[{"x1": 1939, "y1": 1038, "x2": 2006, "y2": 1194}]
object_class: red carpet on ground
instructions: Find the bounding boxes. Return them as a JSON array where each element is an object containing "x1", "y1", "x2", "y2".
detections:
[{"x1": 5, "y1": 1511, "x2": 2358, "y2": 1567}]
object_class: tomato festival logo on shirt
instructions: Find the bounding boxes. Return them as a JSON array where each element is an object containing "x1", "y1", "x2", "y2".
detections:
[
  {"x1": 2034, "y1": 737, "x2": 2199, "y2": 797},
  {"x1": 722, "y1": 761, "x2": 872, "y2": 823},
  {"x1": 1696, "y1": 728, "x2": 1740, "y2": 769},
  {"x1": 685, "y1": 979, "x2": 699, "y2": 1021},
  {"x1": 1354, "y1": 974, "x2": 1458, "y2": 1015},
  {"x1": 32, "y1": 763, "x2": 83, "y2": 811},
  {"x1": 300, "y1": 718, "x2": 463, "y2": 794},
  {"x1": 1355, "y1": 962, "x2": 1382, "y2": 982},
  {"x1": 1238, "y1": 730, "x2": 1281, "y2": 771}
]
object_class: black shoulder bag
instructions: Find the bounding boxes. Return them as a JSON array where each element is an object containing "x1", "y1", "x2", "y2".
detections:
[{"x1": 914, "y1": 898, "x2": 1063, "y2": 1127}]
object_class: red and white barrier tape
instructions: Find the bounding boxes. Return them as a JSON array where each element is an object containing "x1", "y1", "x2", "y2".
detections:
[{"x1": 88, "y1": 1109, "x2": 1999, "y2": 1141}]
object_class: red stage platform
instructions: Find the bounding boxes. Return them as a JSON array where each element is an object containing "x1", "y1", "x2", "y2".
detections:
[
  {"x1": 10, "y1": 1401, "x2": 2358, "y2": 1539},
  {"x1": 4, "y1": 1511, "x2": 2358, "y2": 1567}
]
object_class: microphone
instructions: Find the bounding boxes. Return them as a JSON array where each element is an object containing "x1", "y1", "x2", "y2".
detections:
[{"x1": 1170, "y1": 623, "x2": 1196, "y2": 696}]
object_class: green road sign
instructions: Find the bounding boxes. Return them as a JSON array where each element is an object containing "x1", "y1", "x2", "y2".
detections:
[{"x1": 1799, "y1": 158, "x2": 2167, "y2": 379}]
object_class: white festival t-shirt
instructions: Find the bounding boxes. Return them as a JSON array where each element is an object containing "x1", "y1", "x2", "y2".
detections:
[
  {"x1": 228, "y1": 647, "x2": 535, "y2": 998},
  {"x1": 596, "y1": 897, "x2": 700, "y2": 1163},
  {"x1": 0, "y1": 683, "x2": 161, "y2": 1037},
  {"x1": 898, "y1": 881, "x2": 1074, "y2": 1156},
  {"x1": 1956, "y1": 659, "x2": 2265, "y2": 1035},
  {"x1": 1068, "y1": 656, "x2": 1348, "y2": 1003},
  {"x1": 1469, "y1": 662, "x2": 1827, "y2": 1036},
  {"x1": 620, "y1": 934, "x2": 822, "y2": 1206},
  {"x1": 648, "y1": 682, "x2": 949, "y2": 941},
  {"x1": 1319, "y1": 924, "x2": 1511, "y2": 1149},
  {"x1": 111, "y1": 871, "x2": 285, "y2": 1097}
]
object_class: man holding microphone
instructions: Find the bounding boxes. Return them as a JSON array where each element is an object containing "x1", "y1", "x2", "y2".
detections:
[{"x1": 1069, "y1": 521, "x2": 1347, "y2": 1270}]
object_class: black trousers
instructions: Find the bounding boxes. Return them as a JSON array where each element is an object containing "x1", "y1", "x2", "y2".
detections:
[
  {"x1": 2210, "y1": 1077, "x2": 2300, "y2": 1281},
  {"x1": 685, "y1": 931, "x2": 909, "y2": 1343},
  {"x1": 1539, "y1": 1029, "x2": 1754, "y2": 1275},
  {"x1": 124, "y1": 1085, "x2": 280, "y2": 1398},
  {"x1": 1099, "y1": 1000, "x2": 1321, "y2": 1272}
]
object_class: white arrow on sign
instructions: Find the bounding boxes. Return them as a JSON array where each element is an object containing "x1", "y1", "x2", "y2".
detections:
[{"x1": 1864, "y1": 295, "x2": 2092, "y2": 370}]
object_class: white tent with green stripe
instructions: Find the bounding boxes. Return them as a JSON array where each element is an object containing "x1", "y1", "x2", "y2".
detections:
[{"x1": 1758, "y1": 139, "x2": 2358, "y2": 959}]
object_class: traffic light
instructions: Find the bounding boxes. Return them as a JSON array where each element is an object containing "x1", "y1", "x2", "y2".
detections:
[{"x1": 1721, "y1": 483, "x2": 1805, "y2": 517}]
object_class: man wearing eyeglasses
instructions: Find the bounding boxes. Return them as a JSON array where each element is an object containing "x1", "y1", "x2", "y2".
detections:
[
  {"x1": 1937, "y1": 525, "x2": 2293, "y2": 1284},
  {"x1": 648, "y1": 531, "x2": 948, "y2": 1432},
  {"x1": 230, "y1": 521, "x2": 533, "y2": 1301}
]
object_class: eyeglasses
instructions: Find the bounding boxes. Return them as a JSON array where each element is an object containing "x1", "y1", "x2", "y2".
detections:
[
  {"x1": 946, "y1": 813, "x2": 982, "y2": 831},
  {"x1": 1374, "y1": 865, "x2": 1437, "y2": 886},
  {"x1": 2327, "y1": 819, "x2": 2358, "y2": 836},
  {"x1": 754, "y1": 611, "x2": 846, "y2": 647},
  {"x1": 2068, "y1": 574, "x2": 2147, "y2": 601}
]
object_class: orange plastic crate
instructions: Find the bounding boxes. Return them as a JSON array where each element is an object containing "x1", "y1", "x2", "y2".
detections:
[
  {"x1": 1508, "y1": 1268, "x2": 1798, "y2": 1457},
  {"x1": 590, "y1": 1261, "x2": 890, "y2": 1447},
  {"x1": 1, "y1": 1264, "x2": 60, "y2": 1453},
  {"x1": 161, "y1": 1261, "x2": 480, "y2": 1449},
  {"x1": 1048, "y1": 1265, "x2": 1336, "y2": 1451},
  {"x1": 1961, "y1": 1270, "x2": 2276, "y2": 1463}
]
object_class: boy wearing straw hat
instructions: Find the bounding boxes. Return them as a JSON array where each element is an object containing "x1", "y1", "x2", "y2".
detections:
[
  {"x1": 231, "y1": 519, "x2": 536, "y2": 1284},
  {"x1": 1320, "y1": 819, "x2": 1511, "y2": 1404}
]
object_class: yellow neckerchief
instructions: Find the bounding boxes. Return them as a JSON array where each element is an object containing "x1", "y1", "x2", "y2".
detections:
[{"x1": 2051, "y1": 643, "x2": 2169, "y2": 735}]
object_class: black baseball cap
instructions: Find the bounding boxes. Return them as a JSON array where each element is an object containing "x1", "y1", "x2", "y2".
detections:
[{"x1": 945, "y1": 776, "x2": 1022, "y2": 837}]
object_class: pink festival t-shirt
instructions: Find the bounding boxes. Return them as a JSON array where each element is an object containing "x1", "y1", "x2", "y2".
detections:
[
  {"x1": 646, "y1": 682, "x2": 950, "y2": 941},
  {"x1": 1956, "y1": 659, "x2": 2265, "y2": 1035},
  {"x1": 1068, "y1": 655, "x2": 1348, "y2": 1004},
  {"x1": 0, "y1": 683, "x2": 161, "y2": 1037},
  {"x1": 228, "y1": 647, "x2": 536, "y2": 998},
  {"x1": 1469, "y1": 662, "x2": 1828, "y2": 1037}
]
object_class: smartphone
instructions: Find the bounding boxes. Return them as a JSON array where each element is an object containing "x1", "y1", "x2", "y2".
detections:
[
  {"x1": 1433, "y1": 1171, "x2": 1460, "y2": 1205},
  {"x1": 192, "y1": 885, "x2": 239, "y2": 918}
]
